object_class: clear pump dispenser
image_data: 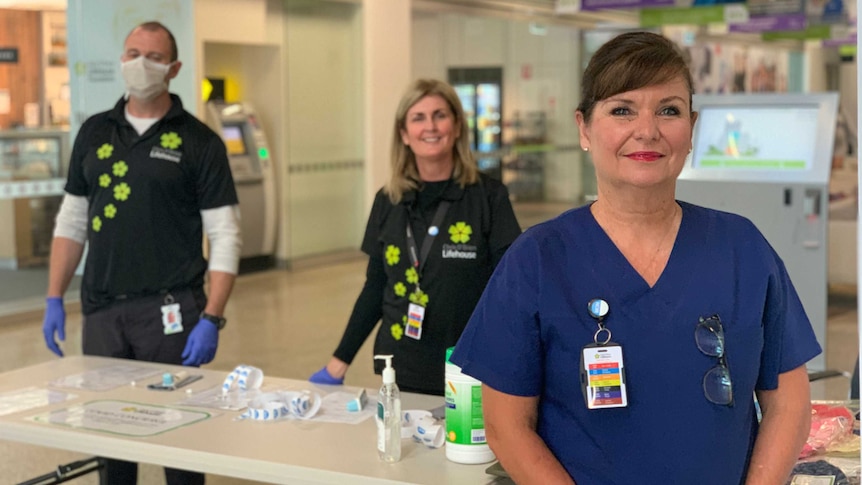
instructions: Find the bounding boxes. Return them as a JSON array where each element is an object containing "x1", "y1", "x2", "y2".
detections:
[{"x1": 374, "y1": 354, "x2": 401, "y2": 463}]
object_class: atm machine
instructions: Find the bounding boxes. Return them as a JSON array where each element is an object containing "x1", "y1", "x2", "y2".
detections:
[
  {"x1": 206, "y1": 101, "x2": 278, "y2": 273},
  {"x1": 676, "y1": 92, "x2": 838, "y2": 371}
]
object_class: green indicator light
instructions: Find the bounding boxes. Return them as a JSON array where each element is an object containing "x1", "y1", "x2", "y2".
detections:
[{"x1": 258, "y1": 147, "x2": 269, "y2": 159}]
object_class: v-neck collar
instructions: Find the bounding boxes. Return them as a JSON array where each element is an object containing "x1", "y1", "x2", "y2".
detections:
[{"x1": 584, "y1": 201, "x2": 698, "y2": 305}]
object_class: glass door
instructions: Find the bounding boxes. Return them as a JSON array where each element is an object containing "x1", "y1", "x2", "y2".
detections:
[{"x1": 448, "y1": 67, "x2": 503, "y2": 179}]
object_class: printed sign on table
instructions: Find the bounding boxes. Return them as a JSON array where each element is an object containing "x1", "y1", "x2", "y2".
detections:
[{"x1": 32, "y1": 400, "x2": 211, "y2": 437}]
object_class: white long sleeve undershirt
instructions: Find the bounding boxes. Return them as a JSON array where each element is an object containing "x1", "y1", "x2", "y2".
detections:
[{"x1": 53, "y1": 193, "x2": 242, "y2": 274}]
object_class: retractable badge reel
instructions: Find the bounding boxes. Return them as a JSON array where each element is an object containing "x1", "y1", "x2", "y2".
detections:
[{"x1": 579, "y1": 298, "x2": 628, "y2": 409}]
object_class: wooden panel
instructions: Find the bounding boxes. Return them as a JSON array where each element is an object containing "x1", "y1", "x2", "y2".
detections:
[
  {"x1": 0, "y1": 9, "x2": 42, "y2": 129},
  {"x1": 0, "y1": 199, "x2": 15, "y2": 260},
  {"x1": 13, "y1": 197, "x2": 33, "y2": 265}
]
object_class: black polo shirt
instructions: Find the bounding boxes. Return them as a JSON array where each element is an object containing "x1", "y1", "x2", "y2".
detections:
[
  {"x1": 361, "y1": 173, "x2": 521, "y2": 394},
  {"x1": 65, "y1": 94, "x2": 237, "y2": 314}
]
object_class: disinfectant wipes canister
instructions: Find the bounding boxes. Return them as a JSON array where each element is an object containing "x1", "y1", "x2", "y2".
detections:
[{"x1": 445, "y1": 346, "x2": 495, "y2": 464}]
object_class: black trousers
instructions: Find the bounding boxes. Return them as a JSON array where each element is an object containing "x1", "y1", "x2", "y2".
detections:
[
  {"x1": 101, "y1": 460, "x2": 204, "y2": 485},
  {"x1": 83, "y1": 288, "x2": 207, "y2": 485}
]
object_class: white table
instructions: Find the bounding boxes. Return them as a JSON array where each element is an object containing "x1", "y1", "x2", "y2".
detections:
[{"x1": 0, "y1": 356, "x2": 502, "y2": 484}]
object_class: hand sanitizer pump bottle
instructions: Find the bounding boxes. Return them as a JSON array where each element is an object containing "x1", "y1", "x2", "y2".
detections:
[{"x1": 374, "y1": 354, "x2": 401, "y2": 462}]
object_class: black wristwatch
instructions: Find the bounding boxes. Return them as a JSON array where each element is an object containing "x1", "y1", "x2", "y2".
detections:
[{"x1": 200, "y1": 312, "x2": 227, "y2": 330}]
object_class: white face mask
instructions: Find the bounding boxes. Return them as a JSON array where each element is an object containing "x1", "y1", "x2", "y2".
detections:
[{"x1": 121, "y1": 56, "x2": 172, "y2": 101}]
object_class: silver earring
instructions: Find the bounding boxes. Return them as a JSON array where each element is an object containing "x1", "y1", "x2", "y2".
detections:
[{"x1": 583, "y1": 147, "x2": 589, "y2": 152}]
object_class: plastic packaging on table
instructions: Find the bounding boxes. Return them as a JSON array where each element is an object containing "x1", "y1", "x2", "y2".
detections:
[
  {"x1": 799, "y1": 403, "x2": 856, "y2": 459},
  {"x1": 786, "y1": 459, "x2": 852, "y2": 485}
]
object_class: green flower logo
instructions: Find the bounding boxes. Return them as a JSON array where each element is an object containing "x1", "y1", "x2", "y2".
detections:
[
  {"x1": 112, "y1": 161, "x2": 128, "y2": 177},
  {"x1": 390, "y1": 323, "x2": 403, "y2": 341},
  {"x1": 161, "y1": 132, "x2": 182, "y2": 149},
  {"x1": 92, "y1": 216, "x2": 102, "y2": 232},
  {"x1": 114, "y1": 182, "x2": 131, "y2": 201},
  {"x1": 409, "y1": 289, "x2": 429, "y2": 307},
  {"x1": 405, "y1": 267, "x2": 418, "y2": 285},
  {"x1": 104, "y1": 204, "x2": 117, "y2": 219},
  {"x1": 449, "y1": 221, "x2": 472, "y2": 244},
  {"x1": 394, "y1": 282, "x2": 407, "y2": 297},
  {"x1": 98, "y1": 174, "x2": 112, "y2": 188},
  {"x1": 385, "y1": 245, "x2": 400, "y2": 266},
  {"x1": 96, "y1": 143, "x2": 113, "y2": 160}
]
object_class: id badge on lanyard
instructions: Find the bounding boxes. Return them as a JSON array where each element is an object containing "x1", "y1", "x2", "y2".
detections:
[
  {"x1": 403, "y1": 201, "x2": 451, "y2": 341},
  {"x1": 578, "y1": 298, "x2": 628, "y2": 409},
  {"x1": 161, "y1": 293, "x2": 183, "y2": 335},
  {"x1": 406, "y1": 300, "x2": 425, "y2": 340}
]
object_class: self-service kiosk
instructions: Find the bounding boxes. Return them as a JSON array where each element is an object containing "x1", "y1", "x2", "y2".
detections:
[
  {"x1": 206, "y1": 101, "x2": 278, "y2": 272},
  {"x1": 676, "y1": 93, "x2": 838, "y2": 371}
]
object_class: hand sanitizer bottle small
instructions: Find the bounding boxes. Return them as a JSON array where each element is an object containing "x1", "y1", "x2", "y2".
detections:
[{"x1": 374, "y1": 354, "x2": 401, "y2": 463}]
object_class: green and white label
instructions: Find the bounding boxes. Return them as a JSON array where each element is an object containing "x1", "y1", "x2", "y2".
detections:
[{"x1": 445, "y1": 379, "x2": 486, "y2": 445}]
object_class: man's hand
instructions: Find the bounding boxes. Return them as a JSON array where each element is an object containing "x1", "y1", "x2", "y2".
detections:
[
  {"x1": 43, "y1": 297, "x2": 66, "y2": 357},
  {"x1": 181, "y1": 319, "x2": 219, "y2": 366}
]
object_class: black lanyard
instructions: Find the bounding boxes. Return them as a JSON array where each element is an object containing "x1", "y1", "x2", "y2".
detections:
[{"x1": 405, "y1": 200, "x2": 451, "y2": 279}]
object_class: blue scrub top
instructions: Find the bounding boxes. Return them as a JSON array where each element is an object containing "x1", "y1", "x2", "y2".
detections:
[{"x1": 451, "y1": 201, "x2": 821, "y2": 485}]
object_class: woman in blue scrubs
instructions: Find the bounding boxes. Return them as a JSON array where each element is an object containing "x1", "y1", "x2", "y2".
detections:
[{"x1": 450, "y1": 32, "x2": 820, "y2": 485}]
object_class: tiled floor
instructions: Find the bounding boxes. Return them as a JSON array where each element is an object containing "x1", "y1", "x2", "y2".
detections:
[{"x1": 0, "y1": 205, "x2": 859, "y2": 483}]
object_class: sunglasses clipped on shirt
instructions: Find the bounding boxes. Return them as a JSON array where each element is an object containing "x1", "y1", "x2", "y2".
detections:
[{"x1": 695, "y1": 314, "x2": 734, "y2": 407}]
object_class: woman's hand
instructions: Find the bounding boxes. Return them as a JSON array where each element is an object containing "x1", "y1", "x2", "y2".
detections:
[{"x1": 309, "y1": 357, "x2": 349, "y2": 385}]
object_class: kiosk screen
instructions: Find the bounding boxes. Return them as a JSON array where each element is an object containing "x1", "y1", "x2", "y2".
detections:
[
  {"x1": 693, "y1": 105, "x2": 819, "y2": 172},
  {"x1": 222, "y1": 124, "x2": 247, "y2": 156}
]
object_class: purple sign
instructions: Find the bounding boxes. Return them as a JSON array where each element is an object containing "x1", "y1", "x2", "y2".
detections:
[
  {"x1": 580, "y1": 0, "x2": 673, "y2": 12},
  {"x1": 728, "y1": 13, "x2": 806, "y2": 32}
]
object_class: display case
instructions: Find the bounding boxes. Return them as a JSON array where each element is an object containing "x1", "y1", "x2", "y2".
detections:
[
  {"x1": 0, "y1": 129, "x2": 68, "y2": 178},
  {"x1": 503, "y1": 111, "x2": 547, "y2": 201},
  {"x1": 0, "y1": 129, "x2": 70, "y2": 268}
]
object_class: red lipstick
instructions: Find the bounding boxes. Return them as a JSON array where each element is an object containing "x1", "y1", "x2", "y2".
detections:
[{"x1": 627, "y1": 152, "x2": 662, "y2": 162}]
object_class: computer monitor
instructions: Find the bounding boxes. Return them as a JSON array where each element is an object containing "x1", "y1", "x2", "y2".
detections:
[
  {"x1": 680, "y1": 93, "x2": 838, "y2": 184},
  {"x1": 222, "y1": 124, "x2": 248, "y2": 156}
]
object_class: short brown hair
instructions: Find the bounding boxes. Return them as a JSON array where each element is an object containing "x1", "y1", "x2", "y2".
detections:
[
  {"x1": 386, "y1": 79, "x2": 478, "y2": 204},
  {"x1": 127, "y1": 21, "x2": 178, "y2": 62},
  {"x1": 577, "y1": 32, "x2": 693, "y2": 123}
]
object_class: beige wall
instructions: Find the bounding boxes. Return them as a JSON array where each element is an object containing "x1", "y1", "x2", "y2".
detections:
[
  {"x1": 193, "y1": 0, "x2": 412, "y2": 261},
  {"x1": 363, "y1": 0, "x2": 411, "y2": 211}
]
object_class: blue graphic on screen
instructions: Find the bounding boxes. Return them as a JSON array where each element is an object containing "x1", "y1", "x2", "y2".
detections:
[{"x1": 693, "y1": 106, "x2": 818, "y2": 171}]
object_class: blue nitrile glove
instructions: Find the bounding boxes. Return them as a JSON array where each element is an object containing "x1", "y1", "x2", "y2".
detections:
[
  {"x1": 181, "y1": 318, "x2": 219, "y2": 366},
  {"x1": 309, "y1": 366, "x2": 344, "y2": 385},
  {"x1": 43, "y1": 297, "x2": 66, "y2": 357}
]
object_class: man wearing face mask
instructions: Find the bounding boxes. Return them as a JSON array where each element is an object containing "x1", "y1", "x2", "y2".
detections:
[{"x1": 41, "y1": 21, "x2": 240, "y2": 485}]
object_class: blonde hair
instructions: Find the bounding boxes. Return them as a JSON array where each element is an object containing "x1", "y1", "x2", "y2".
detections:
[{"x1": 385, "y1": 79, "x2": 478, "y2": 204}]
